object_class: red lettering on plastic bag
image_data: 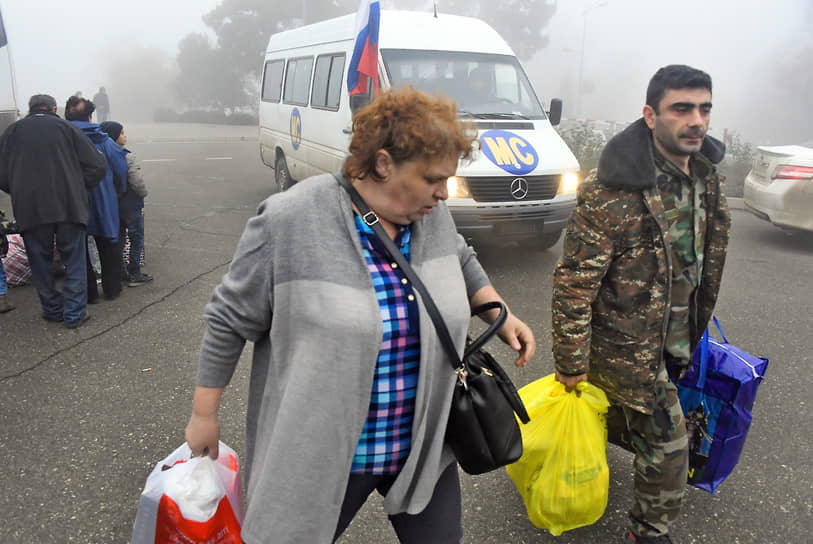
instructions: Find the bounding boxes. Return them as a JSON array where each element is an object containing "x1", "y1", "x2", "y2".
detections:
[{"x1": 155, "y1": 494, "x2": 242, "y2": 544}]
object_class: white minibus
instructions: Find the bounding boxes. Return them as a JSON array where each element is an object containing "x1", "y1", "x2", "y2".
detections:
[{"x1": 259, "y1": 10, "x2": 580, "y2": 248}]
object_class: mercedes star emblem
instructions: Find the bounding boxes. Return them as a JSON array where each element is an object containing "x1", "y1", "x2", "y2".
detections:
[{"x1": 510, "y1": 177, "x2": 529, "y2": 200}]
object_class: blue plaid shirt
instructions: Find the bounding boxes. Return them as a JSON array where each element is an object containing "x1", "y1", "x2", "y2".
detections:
[{"x1": 350, "y1": 214, "x2": 421, "y2": 474}]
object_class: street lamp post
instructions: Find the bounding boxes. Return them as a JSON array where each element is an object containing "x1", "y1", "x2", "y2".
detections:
[{"x1": 577, "y1": 0, "x2": 608, "y2": 119}]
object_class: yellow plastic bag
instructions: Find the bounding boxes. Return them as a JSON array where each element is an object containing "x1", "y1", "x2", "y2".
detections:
[{"x1": 506, "y1": 374, "x2": 610, "y2": 536}]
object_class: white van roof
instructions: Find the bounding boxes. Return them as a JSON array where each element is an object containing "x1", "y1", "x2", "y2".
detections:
[{"x1": 266, "y1": 10, "x2": 514, "y2": 56}]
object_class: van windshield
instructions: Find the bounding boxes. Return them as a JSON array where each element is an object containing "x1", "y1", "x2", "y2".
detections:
[{"x1": 381, "y1": 49, "x2": 547, "y2": 120}]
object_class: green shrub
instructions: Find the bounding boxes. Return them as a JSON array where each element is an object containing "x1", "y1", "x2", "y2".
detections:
[
  {"x1": 718, "y1": 132, "x2": 754, "y2": 198},
  {"x1": 558, "y1": 121, "x2": 606, "y2": 178}
]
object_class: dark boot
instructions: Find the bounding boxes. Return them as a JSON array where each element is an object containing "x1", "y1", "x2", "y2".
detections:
[{"x1": 625, "y1": 529, "x2": 673, "y2": 544}]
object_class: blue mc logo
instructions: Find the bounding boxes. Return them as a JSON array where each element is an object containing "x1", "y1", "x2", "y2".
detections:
[
  {"x1": 290, "y1": 108, "x2": 302, "y2": 150},
  {"x1": 480, "y1": 130, "x2": 538, "y2": 175}
]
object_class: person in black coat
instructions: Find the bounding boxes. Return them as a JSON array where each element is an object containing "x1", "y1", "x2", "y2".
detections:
[
  {"x1": 93, "y1": 87, "x2": 110, "y2": 123},
  {"x1": 0, "y1": 94, "x2": 106, "y2": 328}
]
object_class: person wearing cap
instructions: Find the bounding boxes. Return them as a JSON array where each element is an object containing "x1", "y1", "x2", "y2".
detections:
[{"x1": 100, "y1": 121, "x2": 152, "y2": 286}]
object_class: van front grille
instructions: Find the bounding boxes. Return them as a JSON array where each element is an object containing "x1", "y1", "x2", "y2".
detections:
[
  {"x1": 465, "y1": 175, "x2": 560, "y2": 202},
  {"x1": 478, "y1": 209, "x2": 557, "y2": 222}
]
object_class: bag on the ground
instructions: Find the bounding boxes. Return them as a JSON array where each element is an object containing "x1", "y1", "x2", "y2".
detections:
[
  {"x1": 506, "y1": 374, "x2": 610, "y2": 536},
  {"x1": 674, "y1": 316, "x2": 769, "y2": 493},
  {"x1": 1, "y1": 234, "x2": 32, "y2": 287},
  {"x1": 131, "y1": 441, "x2": 244, "y2": 544}
]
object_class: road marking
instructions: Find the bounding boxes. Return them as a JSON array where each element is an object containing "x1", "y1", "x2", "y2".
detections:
[
  {"x1": 142, "y1": 158, "x2": 176, "y2": 163},
  {"x1": 205, "y1": 157, "x2": 233, "y2": 161}
]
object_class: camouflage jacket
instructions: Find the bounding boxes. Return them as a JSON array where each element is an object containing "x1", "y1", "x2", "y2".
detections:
[{"x1": 551, "y1": 118, "x2": 731, "y2": 413}]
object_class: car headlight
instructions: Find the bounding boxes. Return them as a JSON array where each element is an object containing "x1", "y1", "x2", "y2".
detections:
[
  {"x1": 447, "y1": 176, "x2": 471, "y2": 198},
  {"x1": 558, "y1": 171, "x2": 580, "y2": 194}
]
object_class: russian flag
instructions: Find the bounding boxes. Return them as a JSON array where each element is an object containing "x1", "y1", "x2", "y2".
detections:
[{"x1": 347, "y1": 0, "x2": 380, "y2": 96}]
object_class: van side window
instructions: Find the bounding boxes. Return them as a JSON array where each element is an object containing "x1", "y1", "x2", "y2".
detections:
[
  {"x1": 283, "y1": 57, "x2": 314, "y2": 106},
  {"x1": 311, "y1": 53, "x2": 346, "y2": 111},
  {"x1": 261, "y1": 60, "x2": 284, "y2": 103}
]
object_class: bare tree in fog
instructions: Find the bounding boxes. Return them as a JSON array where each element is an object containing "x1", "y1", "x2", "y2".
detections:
[
  {"x1": 174, "y1": 33, "x2": 246, "y2": 111},
  {"x1": 172, "y1": 0, "x2": 348, "y2": 113}
]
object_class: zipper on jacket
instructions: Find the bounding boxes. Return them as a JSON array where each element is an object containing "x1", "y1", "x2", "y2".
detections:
[
  {"x1": 692, "y1": 172, "x2": 722, "y2": 345},
  {"x1": 642, "y1": 191, "x2": 672, "y2": 369}
]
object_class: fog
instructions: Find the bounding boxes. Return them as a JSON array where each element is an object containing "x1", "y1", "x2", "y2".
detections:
[
  {"x1": 0, "y1": 0, "x2": 219, "y2": 118},
  {"x1": 2, "y1": 0, "x2": 811, "y2": 144},
  {"x1": 524, "y1": 0, "x2": 813, "y2": 144}
]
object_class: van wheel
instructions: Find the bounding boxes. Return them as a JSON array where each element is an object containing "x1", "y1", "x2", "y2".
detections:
[
  {"x1": 536, "y1": 230, "x2": 562, "y2": 251},
  {"x1": 275, "y1": 156, "x2": 294, "y2": 191}
]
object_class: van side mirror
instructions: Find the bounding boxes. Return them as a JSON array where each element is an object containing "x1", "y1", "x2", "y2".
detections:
[
  {"x1": 547, "y1": 98, "x2": 563, "y2": 126},
  {"x1": 350, "y1": 94, "x2": 372, "y2": 115}
]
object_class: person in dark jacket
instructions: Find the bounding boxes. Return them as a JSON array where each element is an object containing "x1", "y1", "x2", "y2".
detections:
[
  {"x1": 0, "y1": 94, "x2": 106, "y2": 327},
  {"x1": 93, "y1": 87, "x2": 110, "y2": 123},
  {"x1": 100, "y1": 121, "x2": 153, "y2": 286},
  {"x1": 65, "y1": 96, "x2": 128, "y2": 301},
  {"x1": 551, "y1": 65, "x2": 730, "y2": 544}
]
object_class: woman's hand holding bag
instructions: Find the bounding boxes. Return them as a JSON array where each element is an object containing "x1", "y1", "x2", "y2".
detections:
[{"x1": 131, "y1": 442, "x2": 244, "y2": 544}]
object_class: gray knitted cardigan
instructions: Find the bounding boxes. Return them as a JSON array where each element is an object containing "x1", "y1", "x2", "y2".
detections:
[{"x1": 196, "y1": 173, "x2": 490, "y2": 543}]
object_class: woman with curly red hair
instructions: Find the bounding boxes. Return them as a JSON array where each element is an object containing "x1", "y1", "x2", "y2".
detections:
[{"x1": 184, "y1": 87, "x2": 535, "y2": 543}]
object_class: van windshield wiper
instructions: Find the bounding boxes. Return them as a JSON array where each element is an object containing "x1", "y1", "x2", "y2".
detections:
[{"x1": 472, "y1": 112, "x2": 531, "y2": 120}]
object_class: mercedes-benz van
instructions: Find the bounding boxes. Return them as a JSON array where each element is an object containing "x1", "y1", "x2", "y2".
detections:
[{"x1": 259, "y1": 10, "x2": 580, "y2": 248}]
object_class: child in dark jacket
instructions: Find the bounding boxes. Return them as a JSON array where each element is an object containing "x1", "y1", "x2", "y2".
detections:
[{"x1": 100, "y1": 121, "x2": 153, "y2": 286}]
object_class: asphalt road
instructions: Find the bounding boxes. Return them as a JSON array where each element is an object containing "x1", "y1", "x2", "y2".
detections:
[{"x1": 1, "y1": 128, "x2": 811, "y2": 543}]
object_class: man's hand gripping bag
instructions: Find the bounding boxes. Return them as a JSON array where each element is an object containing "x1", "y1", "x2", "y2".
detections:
[
  {"x1": 131, "y1": 441, "x2": 244, "y2": 544},
  {"x1": 506, "y1": 374, "x2": 610, "y2": 536}
]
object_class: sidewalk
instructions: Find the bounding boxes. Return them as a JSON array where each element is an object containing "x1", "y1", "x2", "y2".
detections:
[{"x1": 125, "y1": 122, "x2": 259, "y2": 143}]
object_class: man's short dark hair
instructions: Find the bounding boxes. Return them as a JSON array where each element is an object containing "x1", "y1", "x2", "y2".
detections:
[
  {"x1": 646, "y1": 65, "x2": 712, "y2": 113},
  {"x1": 65, "y1": 97, "x2": 95, "y2": 121},
  {"x1": 28, "y1": 94, "x2": 57, "y2": 113}
]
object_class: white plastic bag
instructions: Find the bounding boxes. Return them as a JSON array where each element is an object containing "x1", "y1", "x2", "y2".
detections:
[{"x1": 131, "y1": 441, "x2": 243, "y2": 544}]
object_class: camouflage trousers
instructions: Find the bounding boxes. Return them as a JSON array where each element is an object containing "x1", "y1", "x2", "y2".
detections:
[{"x1": 605, "y1": 367, "x2": 689, "y2": 538}]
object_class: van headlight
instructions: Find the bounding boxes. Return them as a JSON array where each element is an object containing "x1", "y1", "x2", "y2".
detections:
[
  {"x1": 557, "y1": 171, "x2": 580, "y2": 194},
  {"x1": 447, "y1": 176, "x2": 471, "y2": 199}
]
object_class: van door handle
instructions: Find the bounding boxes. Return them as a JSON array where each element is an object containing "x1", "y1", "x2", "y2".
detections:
[{"x1": 342, "y1": 128, "x2": 352, "y2": 134}]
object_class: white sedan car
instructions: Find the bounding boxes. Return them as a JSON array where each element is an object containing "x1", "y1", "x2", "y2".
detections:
[{"x1": 743, "y1": 141, "x2": 813, "y2": 232}]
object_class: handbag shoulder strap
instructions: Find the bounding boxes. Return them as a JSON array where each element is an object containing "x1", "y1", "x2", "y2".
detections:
[
  {"x1": 335, "y1": 173, "x2": 503, "y2": 370},
  {"x1": 335, "y1": 175, "x2": 530, "y2": 424}
]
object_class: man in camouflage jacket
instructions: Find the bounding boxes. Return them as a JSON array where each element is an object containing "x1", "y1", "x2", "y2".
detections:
[{"x1": 551, "y1": 65, "x2": 730, "y2": 544}]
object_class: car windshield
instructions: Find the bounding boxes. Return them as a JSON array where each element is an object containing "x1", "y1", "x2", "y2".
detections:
[{"x1": 381, "y1": 49, "x2": 547, "y2": 120}]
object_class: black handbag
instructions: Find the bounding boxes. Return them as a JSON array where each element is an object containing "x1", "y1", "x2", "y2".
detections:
[{"x1": 335, "y1": 174, "x2": 530, "y2": 475}]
